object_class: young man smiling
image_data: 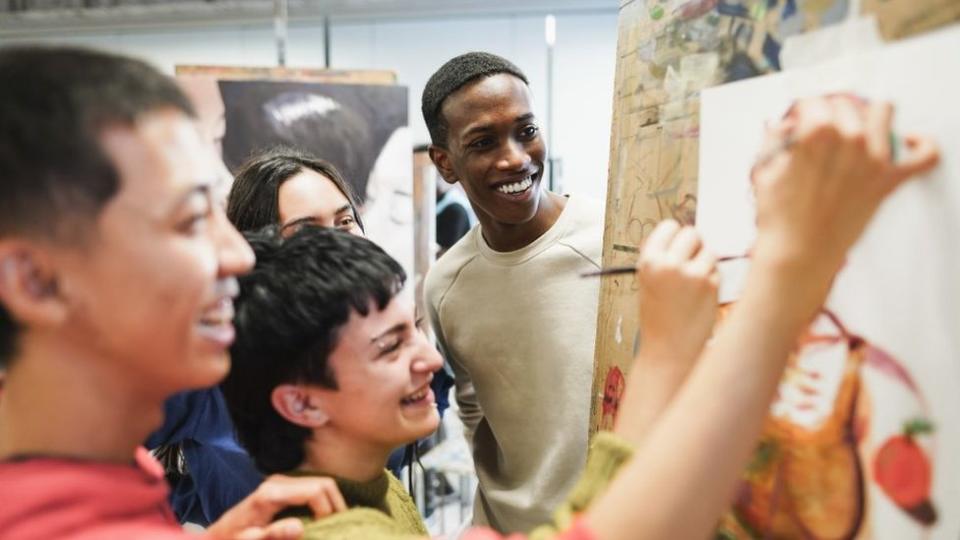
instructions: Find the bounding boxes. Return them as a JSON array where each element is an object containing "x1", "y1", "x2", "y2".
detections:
[
  {"x1": 0, "y1": 46, "x2": 346, "y2": 540},
  {"x1": 422, "y1": 52, "x2": 604, "y2": 532}
]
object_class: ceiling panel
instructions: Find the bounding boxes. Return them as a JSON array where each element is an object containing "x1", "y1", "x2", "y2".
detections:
[{"x1": 0, "y1": 0, "x2": 616, "y2": 36}]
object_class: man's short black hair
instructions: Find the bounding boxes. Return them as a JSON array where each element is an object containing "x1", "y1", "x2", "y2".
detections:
[
  {"x1": 421, "y1": 51, "x2": 528, "y2": 147},
  {"x1": 226, "y1": 146, "x2": 364, "y2": 233},
  {"x1": 223, "y1": 225, "x2": 406, "y2": 474},
  {"x1": 0, "y1": 46, "x2": 194, "y2": 367}
]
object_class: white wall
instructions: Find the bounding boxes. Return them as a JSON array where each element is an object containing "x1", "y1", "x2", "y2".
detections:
[{"x1": 1, "y1": 12, "x2": 617, "y2": 201}]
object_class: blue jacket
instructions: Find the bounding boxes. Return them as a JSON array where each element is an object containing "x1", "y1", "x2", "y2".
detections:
[{"x1": 145, "y1": 387, "x2": 261, "y2": 526}]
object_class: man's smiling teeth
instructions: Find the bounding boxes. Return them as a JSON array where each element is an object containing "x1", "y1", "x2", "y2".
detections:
[
  {"x1": 199, "y1": 299, "x2": 234, "y2": 327},
  {"x1": 196, "y1": 299, "x2": 236, "y2": 346},
  {"x1": 496, "y1": 176, "x2": 533, "y2": 194},
  {"x1": 401, "y1": 388, "x2": 429, "y2": 405}
]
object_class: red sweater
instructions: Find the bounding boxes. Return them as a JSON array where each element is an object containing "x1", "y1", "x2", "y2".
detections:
[
  {"x1": 0, "y1": 447, "x2": 189, "y2": 539},
  {"x1": 462, "y1": 518, "x2": 595, "y2": 540}
]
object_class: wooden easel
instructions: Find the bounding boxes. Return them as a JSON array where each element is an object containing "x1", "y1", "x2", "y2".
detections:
[{"x1": 590, "y1": 0, "x2": 960, "y2": 434}]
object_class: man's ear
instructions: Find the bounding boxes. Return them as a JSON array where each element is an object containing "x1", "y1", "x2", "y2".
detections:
[
  {"x1": 271, "y1": 384, "x2": 330, "y2": 428},
  {"x1": 0, "y1": 242, "x2": 67, "y2": 329},
  {"x1": 428, "y1": 145, "x2": 458, "y2": 186}
]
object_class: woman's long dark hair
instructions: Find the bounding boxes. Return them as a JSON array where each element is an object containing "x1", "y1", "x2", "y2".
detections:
[{"x1": 226, "y1": 146, "x2": 364, "y2": 233}]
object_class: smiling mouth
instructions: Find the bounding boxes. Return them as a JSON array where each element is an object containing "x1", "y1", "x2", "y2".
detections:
[
  {"x1": 196, "y1": 298, "x2": 236, "y2": 344},
  {"x1": 494, "y1": 175, "x2": 535, "y2": 195},
  {"x1": 400, "y1": 386, "x2": 432, "y2": 406}
]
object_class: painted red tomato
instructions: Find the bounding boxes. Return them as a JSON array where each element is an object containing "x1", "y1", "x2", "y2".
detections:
[
  {"x1": 873, "y1": 419, "x2": 937, "y2": 525},
  {"x1": 874, "y1": 435, "x2": 931, "y2": 508}
]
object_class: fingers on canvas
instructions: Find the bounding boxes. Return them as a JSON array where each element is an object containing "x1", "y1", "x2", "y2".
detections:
[
  {"x1": 828, "y1": 94, "x2": 867, "y2": 142},
  {"x1": 890, "y1": 133, "x2": 940, "y2": 186},
  {"x1": 865, "y1": 101, "x2": 894, "y2": 162},
  {"x1": 792, "y1": 97, "x2": 839, "y2": 147}
]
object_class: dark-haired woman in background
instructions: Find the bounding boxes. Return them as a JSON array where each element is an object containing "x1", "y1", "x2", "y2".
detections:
[{"x1": 227, "y1": 147, "x2": 364, "y2": 236}]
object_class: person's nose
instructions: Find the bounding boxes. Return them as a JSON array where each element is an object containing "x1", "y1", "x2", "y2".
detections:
[
  {"x1": 211, "y1": 205, "x2": 255, "y2": 278},
  {"x1": 496, "y1": 138, "x2": 532, "y2": 172}
]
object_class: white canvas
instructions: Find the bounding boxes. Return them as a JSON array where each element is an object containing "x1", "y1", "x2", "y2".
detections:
[{"x1": 698, "y1": 24, "x2": 960, "y2": 540}]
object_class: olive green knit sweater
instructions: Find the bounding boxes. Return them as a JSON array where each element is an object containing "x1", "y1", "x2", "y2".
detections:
[{"x1": 297, "y1": 432, "x2": 634, "y2": 540}]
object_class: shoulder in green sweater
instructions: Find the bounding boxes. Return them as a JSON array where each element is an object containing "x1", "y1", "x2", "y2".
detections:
[
  {"x1": 295, "y1": 432, "x2": 634, "y2": 540},
  {"x1": 291, "y1": 469, "x2": 428, "y2": 540}
]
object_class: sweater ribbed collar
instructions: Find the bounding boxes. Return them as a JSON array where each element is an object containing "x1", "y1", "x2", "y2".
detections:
[
  {"x1": 289, "y1": 469, "x2": 392, "y2": 511},
  {"x1": 475, "y1": 193, "x2": 576, "y2": 266}
]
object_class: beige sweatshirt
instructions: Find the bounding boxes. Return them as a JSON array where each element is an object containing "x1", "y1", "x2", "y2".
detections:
[{"x1": 424, "y1": 194, "x2": 603, "y2": 533}]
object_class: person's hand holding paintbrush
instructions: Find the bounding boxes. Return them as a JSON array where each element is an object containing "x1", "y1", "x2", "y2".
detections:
[{"x1": 584, "y1": 93, "x2": 937, "y2": 280}]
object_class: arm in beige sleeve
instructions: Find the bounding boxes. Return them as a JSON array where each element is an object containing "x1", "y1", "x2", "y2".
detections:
[
  {"x1": 524, "y1": 215, "x2": 725, "y2": 539},
  {"x1": 451, "y1": 365, "x2": 483, "y2": 446},
  {"x1": 426, "y1": 296, "x2": 484, "y2": 445}
]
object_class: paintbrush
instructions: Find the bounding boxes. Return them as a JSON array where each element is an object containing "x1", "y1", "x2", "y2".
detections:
[{"x1": 581, "y1": 254, "x2": 745, "y2": 278}]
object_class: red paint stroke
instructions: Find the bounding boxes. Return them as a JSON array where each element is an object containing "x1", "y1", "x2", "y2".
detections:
[
  {"x1": 863, "y1": 345, "x2": 923, "y2": 399},
  {"x1": 601, "y1": 366, "x2": 626, "y2": 427},
  {"x1": 674, "y1": 0, "x2": 718, "y2": 20}
]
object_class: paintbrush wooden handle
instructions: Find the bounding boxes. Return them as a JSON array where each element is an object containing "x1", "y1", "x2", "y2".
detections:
[{"x1": 581, "y1": 255, "x2": 747, "y2": 278}]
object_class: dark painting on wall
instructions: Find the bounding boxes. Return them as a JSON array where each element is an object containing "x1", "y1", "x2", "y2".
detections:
[
  {"x1": 174, "y1": 71, "x2": 415, "y2": 291},
  {"x1": 218, "y1": 79, "x2": 409, "y2": 208}
]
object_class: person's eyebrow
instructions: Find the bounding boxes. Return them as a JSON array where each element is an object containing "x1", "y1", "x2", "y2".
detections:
[
  {"x1": 280, "y1": 215, "x2": 319, "y2": 232},
  {"x1": 370, "y1": 323, "x2": 407, "y2": 344},
  {"x1": 334, "y1": 204, "x2": 353, "y2": 215},
  {"x1": 213, "y1": 173, "x2": 230, "y2": 193},
  {"x1": 462, "y1": 113, "x2": 536, "y2": 139},
  {"x1": 462, "y1": 123, "x2": 494, "y2": 138},
  {"x1": 170, "y1": 184, "x2": 213, "y2": 212}
]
